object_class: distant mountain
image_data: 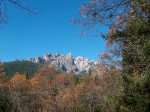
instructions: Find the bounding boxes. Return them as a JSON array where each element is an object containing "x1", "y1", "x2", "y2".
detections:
[{"x1": 28, "y1": 53, "x2": 98, "y2": 74}]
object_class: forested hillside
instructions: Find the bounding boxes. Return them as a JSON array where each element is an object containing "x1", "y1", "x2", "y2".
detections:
[{"x1": 3, "y1": 61, "x2": 39, "y2": 79}]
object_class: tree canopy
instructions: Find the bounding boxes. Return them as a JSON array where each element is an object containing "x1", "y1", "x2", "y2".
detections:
[{"x1": 74, "y1": 0, "x2": 150, "y2": 111}]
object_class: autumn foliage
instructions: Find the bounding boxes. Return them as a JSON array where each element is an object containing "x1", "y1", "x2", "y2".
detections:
[
  {"x1": 74, "y1": 0, "x2": 150, "y2": 112},
  {"x1": 0, "y1": 61, "x2": 123, "y2": 112},
  {"x1": 0, "y1": 0, "x2": 150, "y2": 112}
]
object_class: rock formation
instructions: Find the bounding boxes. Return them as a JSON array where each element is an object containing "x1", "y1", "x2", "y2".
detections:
[{"x1": 28, "y1": 53, "x2": 98, "y2": 74}]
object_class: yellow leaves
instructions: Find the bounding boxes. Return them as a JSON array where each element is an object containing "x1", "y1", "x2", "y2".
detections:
[
  {"x1": 11, "y1": 72, "x2": 26, "y2": 81},
  {"x1": 10, "y1": 72, "x2": 30, "y2": 89},
  {"x1": 30, "y1": 73, "x2": 50, "y2": 93},
  {"x1": 55, "y1": 72, "x2": 76, "y2": 86},
  {"x1": 0, "y1": 59, "x2": 120, "y2": 112},
  {"x1": 62, "y1": 88, "x2": 71, "y2": 99},
  {"x1": 57, "y1": 87, "x2": 76, "y2": 108},
  {"x1": 37, "y1": 64, "x2": 56, "y2": 81},
  {"x1": 30, "y1": 73, "x2": 41, "y2": 86},
  {"x1": 56, "y1": 73, "x2": 67, "y2": 84}
]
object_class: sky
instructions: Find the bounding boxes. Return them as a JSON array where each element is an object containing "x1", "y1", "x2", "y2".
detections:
[{"x1": 0, "y1": 0, "x2": 108, "y2": 62}]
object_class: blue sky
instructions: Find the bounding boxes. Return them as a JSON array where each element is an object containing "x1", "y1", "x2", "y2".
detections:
[{"x1": 0, "y1": 0, "x2": 108, "y2": 62}]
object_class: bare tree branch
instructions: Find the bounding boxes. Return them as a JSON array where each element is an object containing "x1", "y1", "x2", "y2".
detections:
[{"x1": 0, "y1": 0, "x2": 36, "y2": 24}]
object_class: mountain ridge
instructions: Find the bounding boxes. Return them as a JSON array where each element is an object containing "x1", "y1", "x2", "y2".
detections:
[{"x1": 28, "y1": 53, "x2": 98, "y2": 74}]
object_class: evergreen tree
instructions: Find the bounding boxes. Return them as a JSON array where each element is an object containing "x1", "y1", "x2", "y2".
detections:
[
  {"x1": 3, "y1": 61, "x2": 39, "y2": 79},
  {"x1": 0, "y1": 88, "x2": 14, "y2": 112}
]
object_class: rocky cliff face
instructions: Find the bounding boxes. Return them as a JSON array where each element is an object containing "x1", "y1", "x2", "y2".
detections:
[{"x1": 28, "y1": 53, "x2": 98, "y2": 74}]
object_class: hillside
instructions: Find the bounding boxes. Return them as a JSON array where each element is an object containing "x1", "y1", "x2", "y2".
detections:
[{"x1": 3, "y1": 61, "x2": 39, "y2": 79}]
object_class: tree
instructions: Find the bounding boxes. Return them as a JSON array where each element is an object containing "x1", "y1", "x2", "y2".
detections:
[
  {"x1": 110, "y1": 74, "x2": 150, "y2": 112},
  {"x1": 29, "y1": 65, "x2": 55, "y2": 112},
  {"x1": 75, "y1": 0, "x2": 150, "y2": 112},
  {"x1": 3, "y1": 61, "x2": 39, "y2": 79},
  {"x1": 76, "y1": 76, "x2": 102, "y2": 112},
  {"x1": 0, "y1": 87, "x2": 14, "y2": 112},
  {"x1": 0, "y1": 63, "x2": 6, "y2": 84},
  {"x1": 9, "y1": 72, "x2": 31, "y2": 112},
  {"x1": 108, "y1": 4, "x2": 150, "y2": 111},
  {"x1": 0, "y1": 0, "x2": 36, "y2": 24},
  {"x1": 0, "y1": 63, "x2": 15, "y2": 112},
  {"x1": 74, "y1": 0, "x2": 149, "y2": 36},
  {"x1": 74, "y1": 0, "x2": 150, "y2": 69}
]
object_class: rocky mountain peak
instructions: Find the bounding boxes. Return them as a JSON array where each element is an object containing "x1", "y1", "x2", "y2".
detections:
[
  {"x1": 66, "y1": 53, "x2": 73, "y2": 61},
  {"x1": 43, "y1": 53, "x2": 52, "y2": 61},
  {"x1": 28, "y1": 53, "x2": 98, "y2": 74},
  {"x1": 52, "y1": 53, "x2": 60, "y2": 59},
  {"x1": 76, "y1": 56, "x2": 84, "y2": 60}
]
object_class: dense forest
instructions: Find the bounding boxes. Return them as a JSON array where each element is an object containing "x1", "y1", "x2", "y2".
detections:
[
  {"x1": 0, "y1": 0, "x2": 150, "y2": 112},
  {"x1": 3, "y1": 61, "x2": 39, "y2": 79}
]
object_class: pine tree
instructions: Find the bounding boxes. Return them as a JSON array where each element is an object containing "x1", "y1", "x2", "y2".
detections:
[{"x1": 0, "y1": 88, "x2": 14, "y2": 112}]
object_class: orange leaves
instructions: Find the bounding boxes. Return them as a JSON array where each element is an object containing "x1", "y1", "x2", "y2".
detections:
[
  {"x1": 30, "y1": 64, "x2": 56, "y2": 87},
  {"x1": 0, "y1": 59, "x2": 123, "y2": 112},
  {"x1": 10, "y1": 73, "x2": 26, "y2": 82},
  {"x1": 30, "y1": 73, "x2": 41, "y2": 86},
  {"x1": 130, "y1": 10, "x2": 134, "y2": 14},
  {"x1": 74, "y1": 0, "x2": 134, "y2": 38},
  {"x1": 132, "y1": 68, "x2": 139, "y2": 76},
  {"x1": 30, "y1": 73, "x2": 48, "y2": 87},
  {"x1": 56, "y1": 73, "x2": 67, "y2": 84},
  {"x1": 38, "y1": 64, "x2": 56, "y2": 77},
  {"x1": 10, "y1": 72, "x2": 30, "y2": 89},
  {"x1": 0, "y1": 59, "x2": 121, "y2": 112},
  {"x1": 57, "y1": 86, "x2": 76, "y2": 110},
  {"x1": 30, "y1": 73, "x2": 50, "y2": 95}
]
